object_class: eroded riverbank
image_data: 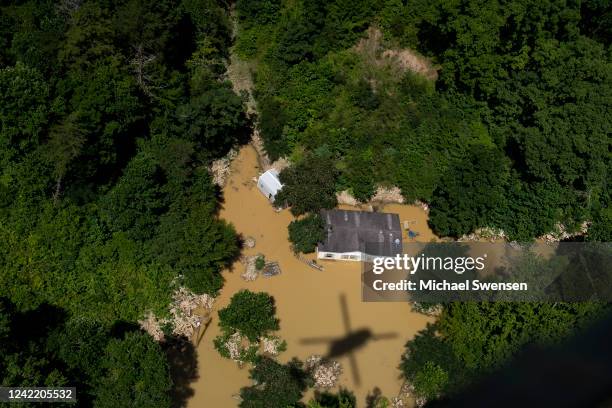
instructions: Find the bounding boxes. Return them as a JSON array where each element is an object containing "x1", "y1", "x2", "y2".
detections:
[{"x1": 188, "y1": 145, "x2": 435, "y2": 407}]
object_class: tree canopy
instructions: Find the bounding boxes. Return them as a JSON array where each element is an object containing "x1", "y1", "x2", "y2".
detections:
[
  {"x1": 0, "y1": 298, "x2": 172, "y2": 407},
  {"x1": 288, "y1": 213, "x2": 325, "y2": 253},
  {"x1": 217, "y1": 290, "x2": 280, "y2": 342},
  {"x1": 239, "y1": 357, "x2": 309, "y2": 408},
  {"x1": 0, "y1": 0, "x2": 248, "y2": 405},
  {"x1": 235, "y1": 0, "x2": 610, "y2": 241},
  {"x1": 401, "y1": 302, "x2": 609, "y2": 399},
  {"x1": 275, "y1": 153, "x2": 339, "y2": 216},
  {"x1": 0, "y1": 0, "x2": 248, "y2": 322},
  {"x1": 95, "y1": 332, "x2": 172, "y2": 408}
]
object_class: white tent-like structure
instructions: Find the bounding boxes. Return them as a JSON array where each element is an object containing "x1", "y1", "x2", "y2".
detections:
[{"x1": 257, "y1": 169, "x2": 283, "y2": 203}]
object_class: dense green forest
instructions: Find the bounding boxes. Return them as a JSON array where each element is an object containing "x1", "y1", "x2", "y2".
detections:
[
  {"x1": 401, "y1": 302, "x2": 609, "y2": 400},
  {"x1": 233, "y1": 0, "x2": 612, "y2": 404},
  {"x1": 1, "y1": 0, "x2": 611, "y2": 406},
  {"x1": 236, "y1": 0, "x2": 610, "y2": 241},
  {"x1": 0, "y1": 0, "x2": 249, "y2": 404},
  {"x1": 0, "y1": 298, "x2": 172, "y2": 407}
]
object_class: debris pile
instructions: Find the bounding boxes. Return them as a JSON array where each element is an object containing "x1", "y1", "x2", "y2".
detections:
[
  {"x1": 218, "y1": 330, "x2": 270, "y2": 366},
  {"x1": 262, "y1": 261, "x2": 281, "y2": 277},
  {"x1": 337, "y1": 186, "x2": 407, "y2": 206},
  {"x1": 268, "y1": 157, "x2": 290, "y2": 173},
  {"x1": 459, "y1": 222, "x2": 590, "y2": 243},
  {"x1": 415, "y1": 397, "x2": 427, "y2": 407},
  {"x1": 540, "y1": 221, "x2": 589, "y2": 242},
  {"x1": 459, "y1": 227, "x2": 507, "y2": 242},
  {"x1": 244, "y1": 236, "x2": 256, "y2": 249},
  {"x1": 260, "y1": 336, "x2": 284, "y2": 356},
  {"x1": 413, "y1": 200, "x2": 429, "y2": 213},
  {"x1": 139, "y1": 311, "x2": 165, "y2": 342},
  {"x1": 336, "y1": 190, "x2": 359, "y2": 206},
  {"x1": 240, "y1": 254, "x2": 263, "y2": 281},
  {"x1": 240, "y1": 254, "x2": 281, "y2": 280},
  {"x1": 393, "y1": 381, "x2": 426, "y2": 408},
  {"x1": 251, "y1": 129, "x2": 271, "y2": 170},
  {"x1": 225, "y1": 331, "x2": 245, "y2": 361},
  {"x1": 139, "y1": 287, "x2": 215, "y2": 341},
  {"x1": 209, "y1": 149, "x2": 238, "y2": 187},
  {"x1": 411, "y1": 302, "x2": 442, "y2": 317},
  {"x1": 240, "y1": 255, "x2": 257, "y2": 281},
  {"x1": 371, "y1": 186, "x2": 405, "y2": 204},
  {"x1": 305, "y1": 355, "x2": 343, "y2": 388},
  {"x1": 170, "y1": 287, "x2": 214, "y2": 338},
  {"x1": 391, "y1": 397, "x2": 405, "y2": 408}
]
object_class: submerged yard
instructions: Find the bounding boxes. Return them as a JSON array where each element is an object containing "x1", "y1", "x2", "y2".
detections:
[{"x1": 188, "y1": 145, "x2": 435, "y2": 406}]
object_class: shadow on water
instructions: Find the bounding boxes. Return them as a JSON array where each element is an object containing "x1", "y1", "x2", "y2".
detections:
[
  {"x1": 165, "y1": 336, "x2": 199, "y2": 408},
  {"x1": 322, "y1": 328, "x2": 398, "y2": 360},
  {"x1": 300, "y1": 293, "x2": 397, "y2": 386}
]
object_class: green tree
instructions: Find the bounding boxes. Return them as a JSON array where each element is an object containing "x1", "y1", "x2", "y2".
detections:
[
  {"x1": 238, "y1": 0, "x2": 610, "y2": 241},
  {"x1": 343, "y1": 149, "x2": 376, "y2": 202},
  {"x1": 46, "y1": 318, "x2": 112, "y2": 405},
  {"x1": 428, "y1": 146, "x2": 509, "y2": 238},
  {"x1": 0, "y1": 0, "x2": 243, "y2": 336},
  {"x1": 351, "y1": 79, "x2": 380, "y2": 110},
  {"x1": 63, "y1": 58, "x2": 141, "y2": 184},
  {"x1": 255, "y1": 255, "x2": 266, "y2": 270},
  {"x1": 178, "y1": 79, "x2": 250, "y2": 160},
  {"x1": 0, "y1": 300, "x2": 69, "y2": 390},
  {"x1": 3, "y1": 1, "x2": 65, "y2": 74},
  {"x1": 218, "y1": 290, "x2": 279, "y2": 341},
  {"x1": 239, "y1": 357, "x2": 308, "y2": 408},
  {"x1": 153, "y1": 201, "x2": 239, "y2": 295},
  {"x1": 43, "y1": 113, "x2": 86, "y2": 200},
  {"x1": 401, "y1": 302, "x2": 608, "y2": 397},
  {"x1": 412, "y1": 362, "x2": 448, "y2": 400},
  {"x1": 236, "y1": 0, "x2": 281, "y2": 27},
  {"x1": 276, "y1": 154, "x2": 339, "y2": 216},
  {"x1": 58, "y1": 2, "x2": 117, "y2": 70},
  {"x1": 588, "y1": 207, "x2": 612, "y2": 242},
  {"x1": 288, "y1": 213, "x2": 325, "y2": 253},
  {"x1": 99, "y1": 152, "x2": 167, "y2": 240},
  {"x1": 94, "y1": 332, "x2": 172, "y2": 408},
  {"x1": 258, "y1": 97, "x2": 288, "y2": 161},
  {"x1": 0, "y1": 62, "x2": 49, "y2": 168},
  {"x1": 309, "y1": 388, "x2": 356, "y2": 408}
]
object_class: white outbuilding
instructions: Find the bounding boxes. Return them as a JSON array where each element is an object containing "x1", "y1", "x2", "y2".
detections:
[{"x1": 257, "y1": 169, "x2": 283, "y2": 203}]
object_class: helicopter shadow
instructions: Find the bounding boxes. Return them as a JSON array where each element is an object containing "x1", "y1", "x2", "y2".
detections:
[{"x1": 300, "y1": 293, "x2": 398, "y2": 385}]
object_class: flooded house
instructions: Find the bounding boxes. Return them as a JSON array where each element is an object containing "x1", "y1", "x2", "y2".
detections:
[
  {"x1": 317, "y1": 209, "x2": 403, "y2": 262},
  {"x1": 257, "y1": 169, "x2": 283, "y2": 203}
]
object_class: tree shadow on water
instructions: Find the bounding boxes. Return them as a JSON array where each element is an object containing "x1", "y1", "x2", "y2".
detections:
[{"x1": 164, "y1": 336, "x2": 199, "y2": 408}]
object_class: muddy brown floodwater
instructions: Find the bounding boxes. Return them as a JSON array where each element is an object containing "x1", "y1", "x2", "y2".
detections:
[{"x1": 187, "y1": 145, "x2": 435, "y2": 407}]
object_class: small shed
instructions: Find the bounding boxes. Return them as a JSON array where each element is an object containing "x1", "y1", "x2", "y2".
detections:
[{"x1": 257, "y1": 169, "x2": 283, "y2": 202}]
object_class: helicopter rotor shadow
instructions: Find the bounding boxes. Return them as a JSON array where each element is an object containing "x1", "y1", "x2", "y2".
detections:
[{"x1": 299, "y1": 293, "x2": 398, "y2": 385}]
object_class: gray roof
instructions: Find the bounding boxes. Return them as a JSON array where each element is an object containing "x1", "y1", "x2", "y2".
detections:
[{"x1": 318, "y1": 209, "x2": 403, "y2": 257}]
